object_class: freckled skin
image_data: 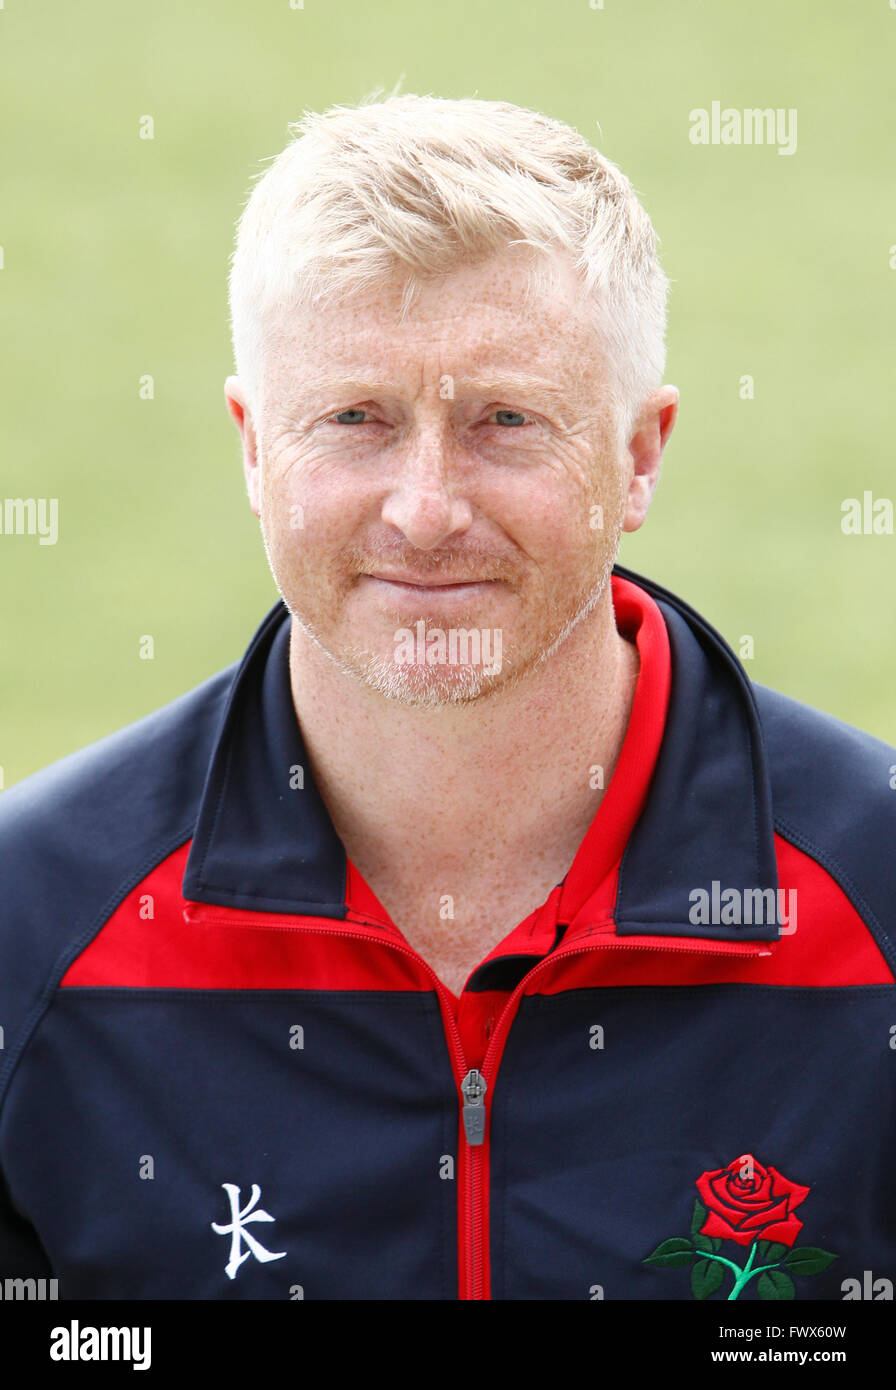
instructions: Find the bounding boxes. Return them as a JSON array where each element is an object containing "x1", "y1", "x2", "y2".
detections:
[{"x1": 226, "y1": 247, "x2": 678, "y2": 996}]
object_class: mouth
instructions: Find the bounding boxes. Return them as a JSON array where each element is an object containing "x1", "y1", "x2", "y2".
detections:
[
  {"x1": 359, "y1": 574, "x2": 502, "y2": 612},
  {"x1": 363, "y1": 572, "x2": 496, "y2": 592}
]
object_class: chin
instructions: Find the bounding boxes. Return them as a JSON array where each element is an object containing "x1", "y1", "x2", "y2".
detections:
[{"x1": 348, "y1": 653, "x2": 506, "y2": 708}]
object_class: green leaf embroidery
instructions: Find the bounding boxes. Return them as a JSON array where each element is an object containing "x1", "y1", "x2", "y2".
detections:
[
  {"x1": 782, "y1": 1247, "x2": 838, "y2": 1277},
  {"x1": 643, "y1": 1237, "x2": 694, "y2": 1268},
  {"x1": 756, "y1": 1239, "x2": 787, "y2": 1264},
  {"x1": 691, "y1": 1258, "x2": 725, "y2": 1300},
  {"x1": 757, "y1": 1269, "x2": 796, "y2": 1300},
  {"x1": 690, "y1": 1199, "x2": 708, "y2": 1239}
]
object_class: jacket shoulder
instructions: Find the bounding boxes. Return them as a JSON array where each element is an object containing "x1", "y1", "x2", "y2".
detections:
[
  {"x1": 0, "y1": 662, "x2": 238, "y2": 852},
  {"x1": 752, "y1": 681, "x2": 896, "y2": 943},
  {"x1": 753, "y1": 681, "x2": 896, "y2": 816},
  {"x1": 0, "y1": 665, "x2": 237, "y2": 1066}
]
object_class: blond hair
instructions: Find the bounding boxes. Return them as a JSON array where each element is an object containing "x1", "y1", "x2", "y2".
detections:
[{"x1": 228, "y1": 93, "x2": 669, "y2": 440}]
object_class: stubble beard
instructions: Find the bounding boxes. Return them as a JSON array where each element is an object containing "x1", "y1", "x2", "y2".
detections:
[{"x1": 279, "y1": 547, "x2": 618, "y2": 710}]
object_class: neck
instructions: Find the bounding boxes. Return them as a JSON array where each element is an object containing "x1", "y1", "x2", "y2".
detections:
[{"x1": 288, "y1": 586, "x2": 640, "y2": 880}]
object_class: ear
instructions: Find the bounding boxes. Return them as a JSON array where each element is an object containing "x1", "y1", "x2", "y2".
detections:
[
  {"x1": 622, "y1": 385, "x2": 679, "y2": 533},
  {"x1": 224, "y1": 376, "x2": 261, "y2": 517}
]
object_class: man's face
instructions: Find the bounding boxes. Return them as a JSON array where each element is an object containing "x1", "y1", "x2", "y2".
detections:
[{"x1": 233, "y1": 248, "x2": 646, "y2": 706}]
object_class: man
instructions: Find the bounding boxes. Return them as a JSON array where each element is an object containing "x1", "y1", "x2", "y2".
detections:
[{"x1": 1, "y1": 94, "x2": 894, "y2": 1302}]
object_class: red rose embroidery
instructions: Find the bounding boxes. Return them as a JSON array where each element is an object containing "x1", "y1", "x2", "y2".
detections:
[{"x1": 696, "y1": 1153, "x2": 810, "y2": 1247}]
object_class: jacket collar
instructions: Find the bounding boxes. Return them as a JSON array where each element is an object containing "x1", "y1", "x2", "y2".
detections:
[
  {"x1": 610, "y1": 566, "x2": 778, "y2": 941},
  {"x1": 182, "y1": 564, "x2": 779, "y2": 942}
]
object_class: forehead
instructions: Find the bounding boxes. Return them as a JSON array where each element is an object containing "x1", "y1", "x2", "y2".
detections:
[{"x1": 259, "y1": 247, "x2": 610, "y2": 401}]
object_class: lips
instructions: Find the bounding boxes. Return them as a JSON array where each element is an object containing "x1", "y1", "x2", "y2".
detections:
[{"x1": 365, "y1": 572, "x2": 492, "y2": 588}]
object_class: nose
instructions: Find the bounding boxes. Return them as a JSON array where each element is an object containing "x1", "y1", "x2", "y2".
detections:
[{"x1": 380, "y1": 425, "x2": 473, "y2": 550}]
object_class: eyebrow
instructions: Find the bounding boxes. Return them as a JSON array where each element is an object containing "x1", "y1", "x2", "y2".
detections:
[
  {"x1": 300, "y1": 373, "x2": 570, "y2": 402},
  {"x1": 452, "y1": 373, "x2": 569, "y2": 398}
]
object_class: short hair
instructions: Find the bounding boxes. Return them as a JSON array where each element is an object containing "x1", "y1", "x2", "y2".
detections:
[{"x1": 228, "y1": 92, "x2": 670, "y2": 442}]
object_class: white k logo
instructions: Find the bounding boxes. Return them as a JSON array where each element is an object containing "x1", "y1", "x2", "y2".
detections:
[{"x1": 211, "y1": 1183, "x2": 287, "y2": 1280}]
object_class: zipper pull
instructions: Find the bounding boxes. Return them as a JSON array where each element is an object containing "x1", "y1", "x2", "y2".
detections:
[{"x1": 461, "y1": 1068, "x2": 488, "y2": 1146}]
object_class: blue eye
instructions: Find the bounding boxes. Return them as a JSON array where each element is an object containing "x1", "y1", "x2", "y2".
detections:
[
  {"x1": 493, "y1": 410, "x2": 527, "y2": 427},
  {"x1": 333, "y1": 409, "x2": 368, "y2": 424}
]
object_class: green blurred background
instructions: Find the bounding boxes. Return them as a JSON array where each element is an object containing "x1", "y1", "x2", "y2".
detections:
[{"x1": 2, "y1": 0, "x2": 894, "y2": 786}]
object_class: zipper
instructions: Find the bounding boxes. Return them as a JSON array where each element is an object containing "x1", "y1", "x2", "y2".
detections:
[
  {"x1": 460, "y1": 1068, "x2": 487, "y2": 1144},
  {"x1": 460, "y1": 1067, "x2": 487, "y2": 1300},
  {"x1": 182, "y1": 903, "x2": 771, "y2": 1300}
]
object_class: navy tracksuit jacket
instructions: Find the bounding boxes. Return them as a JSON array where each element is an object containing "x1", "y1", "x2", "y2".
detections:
[{"x1": 1, "y1": 565, "x2": 894, "y2": 1301}]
